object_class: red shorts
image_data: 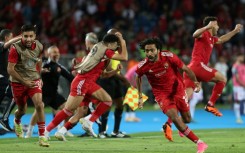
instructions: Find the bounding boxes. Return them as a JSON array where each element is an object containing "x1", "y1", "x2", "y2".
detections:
[
  {"x1": 155, "y1": 92, "x2": 189, "y2": 114},
  {"x1": 183, "y1": 62, "x2": 217, "y2": 89},
  {"x1": 70, "y1": 74, "x2": 100, "y2": 97},
  {"x1": 11, "y1": 80, "x2": 42, "y2": 106}
]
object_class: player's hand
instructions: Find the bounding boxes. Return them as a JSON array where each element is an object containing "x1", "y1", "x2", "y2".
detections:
[
  {"x1": 24, "y1": 80, "x2": 36, "y2": 88},
  {"x1": 138, "y1": 97, "x2": 144, "y2": 109},
  {"x1": 194, "y1": 81, "x2": 201, "y2": 93},
  {"x1": 206, "y1": 21, "x2": 216, "y2": 30},
  {"x1": 234, "y1": 24, "x2": 243, "y2": 33},
  {"x1": 115, "y1": 32, "x2": 125, "y2": 43}
]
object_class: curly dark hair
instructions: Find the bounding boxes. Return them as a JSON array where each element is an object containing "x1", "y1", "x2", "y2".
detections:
[{"x1": 139, "y1": 37, "x2": 162, "y2": 51}]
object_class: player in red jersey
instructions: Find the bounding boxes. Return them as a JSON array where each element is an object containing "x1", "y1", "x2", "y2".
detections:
[
  {"x1": 45, "y1": 32, "x2": 128, "y2": 138},
  {"x1": 7, "y1": 25, "x2": 49, "y2": 147},
  {"x1": 184, "y1": 16, "x2": 243, "y2": 117},
  {"x1": 136, "y1": 37, "x2": 208, "y2": 153}
]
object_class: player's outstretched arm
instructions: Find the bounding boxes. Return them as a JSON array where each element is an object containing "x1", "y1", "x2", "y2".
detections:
[
  {"x1": 182, "y1": 65, "x2": 201, "y2": 92},
  {"x1": 4, "y1": 35, "x2": 22, "y2": 49},
  {"x1": 216, "y1": 24, "x2": 243, "y2": 44}
]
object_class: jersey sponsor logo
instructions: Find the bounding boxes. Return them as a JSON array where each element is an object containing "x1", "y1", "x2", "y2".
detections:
[
  {"x1": 149, "y1": 69, "x2": 153, "y2": 72},
  {"x1": 161, "y1": 52, "x2": 173, "y2": 57},
  {"x1": 138, "y1": 59, "x2": 147, "y2": 68},
  {"x1": 201, "y1": 62, "x2": 212, "y2": 72}
]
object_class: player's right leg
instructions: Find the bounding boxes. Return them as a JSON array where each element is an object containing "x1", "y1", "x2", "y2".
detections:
[
  {"x1": 46, "y1": 95, "x2": 83, "y2": 134},
  {"x1": 56, "y1": 105, "x2": 89, "y2": 141},
  {"x1": 11, "y1": 83, "x2": 28, "y2": 138},
  {"x1": 13, "y1": 103, "x2": 26, "y2": 138}
]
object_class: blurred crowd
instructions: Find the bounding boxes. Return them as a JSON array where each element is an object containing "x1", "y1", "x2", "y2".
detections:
[{"x1": 0, "y1": 0, "x2": 244, "y2": 63}]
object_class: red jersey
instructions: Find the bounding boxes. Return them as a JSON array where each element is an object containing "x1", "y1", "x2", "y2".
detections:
[
  {"x1": 190, "y1": 31, "x2": 218, "y2": 65},
  {"x1": 136, "y1": 51, "x2": 185, "y2": 98}
]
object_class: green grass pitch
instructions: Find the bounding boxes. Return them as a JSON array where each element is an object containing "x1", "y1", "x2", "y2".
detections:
[{"x1": 0, "y1": 128, "x2": 244, "y2": 153}]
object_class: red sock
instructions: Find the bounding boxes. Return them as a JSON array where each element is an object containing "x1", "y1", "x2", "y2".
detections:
[
  {"x1": 209, "y1": 81, "x2": 226, "y2": 106},
  {"x1": 167, "y1": 118, "x2": 172, "y2": 125},
  {"x1": 90, "y1": 101, "x2": 112, "y2": 122},
  {"x1": 37, "y1": 122, "x2": 45, "y2": 136},
  {"x1": 64, "y1": 121, "x2": 74, "y2": 130},
  {"x1": 182, "y1": 126, "x2": 199, "y2": 143},
  {"x1": 15, "y1": 118, "x2": 21, "y2": 124},
  {"x1": 46, "y1": 109, "x2": 73, "y2": 132}
]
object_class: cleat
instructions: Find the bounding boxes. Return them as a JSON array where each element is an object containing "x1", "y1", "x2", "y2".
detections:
[
  {"x1": 205, "y1": 105, "x2": 223, "y2": 117},
  {"x1": 66, "y1": 131, "x2": 74, "y2": 137},
  {"x1": 13, "y1": 119, "x2": 23, "y2": 138},
  {"x1": 39, "y1": 136, "x2": 50, "y2": 147},
  {"x1": 197, "y1": 141, "x2": 208, "y2": 153},
  {"x1": 79, "y1": 118, "x2": 97, "y2": 138},
  {"x1": 111, "y1": 131, "x2": 130, "y2": 138},
  {"x1": 25, "y1": 131, "x2": 32, "y2": 138},
  {"x1": 55, "y1": 132, "x2": 67, "y2": 141},
  {"x1": 98, "y1": 131, "x2": 109, "y2": 139},
  {"x1": 178, "y1": 131, "x2": 184, "y2": 137},
  {"x1": 162, "y1": 123, "x2": 173, "y2": 141},
  {"x1": 236, "y1": 118, "x2": 243, "y2": 124},
  {"x1": 0, "y1": 119, "x2": 13, "y2": 132}
]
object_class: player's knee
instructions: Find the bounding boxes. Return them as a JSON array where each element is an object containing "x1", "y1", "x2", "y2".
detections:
[
  {"x1": 34, "y1": 102, "x2": 44, "y2": 111},
  {"x1": 183, "y1": 117, "x2": 191, "y2": 123}
]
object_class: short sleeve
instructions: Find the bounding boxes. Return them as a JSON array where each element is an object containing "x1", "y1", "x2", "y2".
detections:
[
  {"x1": 105, "y1": 49, "x2": 115, "y2": 58},
  {"x1": 170, "y1": 53, "x2": 184, "y2": 69},
  {"x1": 135, "y1": 60, "x2": 147, "y2": 77},
  {"x1": 8, "y1": 46, "x2": 19, "y2": 63}
]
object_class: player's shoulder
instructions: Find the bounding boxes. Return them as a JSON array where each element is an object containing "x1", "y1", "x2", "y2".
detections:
[
  {"x1": 137, "y1": 59, "x2": 148, "y2": 69},
  {"x1": 160, "y1": 50, "x2": 174, "y2": 57}
]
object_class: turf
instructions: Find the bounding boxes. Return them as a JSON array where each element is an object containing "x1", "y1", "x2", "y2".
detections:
[{"x1": 0, "y1": 128, "x2": 244, "y2": 153}]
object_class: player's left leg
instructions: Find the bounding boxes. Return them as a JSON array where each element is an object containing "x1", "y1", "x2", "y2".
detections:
[
  {"x1": 166, "y1": 107, "x2": 208, "y2": 153},
  {"x1": 205, "y1": 71, "x2": 226, "y2": 117},
  {"x1": 31, "y1": 92, "x2": 49, "y2": 147}
]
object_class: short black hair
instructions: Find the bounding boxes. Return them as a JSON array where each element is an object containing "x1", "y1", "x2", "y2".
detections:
[
  {"x1": 139, "y1": 37, "x2": 162, "y2": 51},
  {"x1": 203, "y1": 16, "x2": 217, "y2": 26},
  {"x1": 102, "y1": 34, "x2": 119, "y2": 43},
  {"x1": 21, "y1": 24, "x2": 36, "y2": 33},
  {"x1": 0, "y1": 29, "x2": 11, "y2": 41}
]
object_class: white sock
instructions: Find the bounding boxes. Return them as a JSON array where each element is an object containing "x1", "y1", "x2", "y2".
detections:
[
  {"x1": 85, "y1": 114, "x2": 91, "y2": 120},
  {"x1": 27, "y1": 125, "x2": 34, "y2": 134},
  {"x1": 125, "y1": 112, "x2": 130, "y2": 118},
  {"x1": 234, "y1": 103, "x2": 241, "y2": 119},
  {"x1": 58, "y1": 126, "x2": 68, "y2": 135}
]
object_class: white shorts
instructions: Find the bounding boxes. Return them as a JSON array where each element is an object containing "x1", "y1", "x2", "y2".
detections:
[{"x1": 233, "y1": 86, "x2": 245, "y2": 101}]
